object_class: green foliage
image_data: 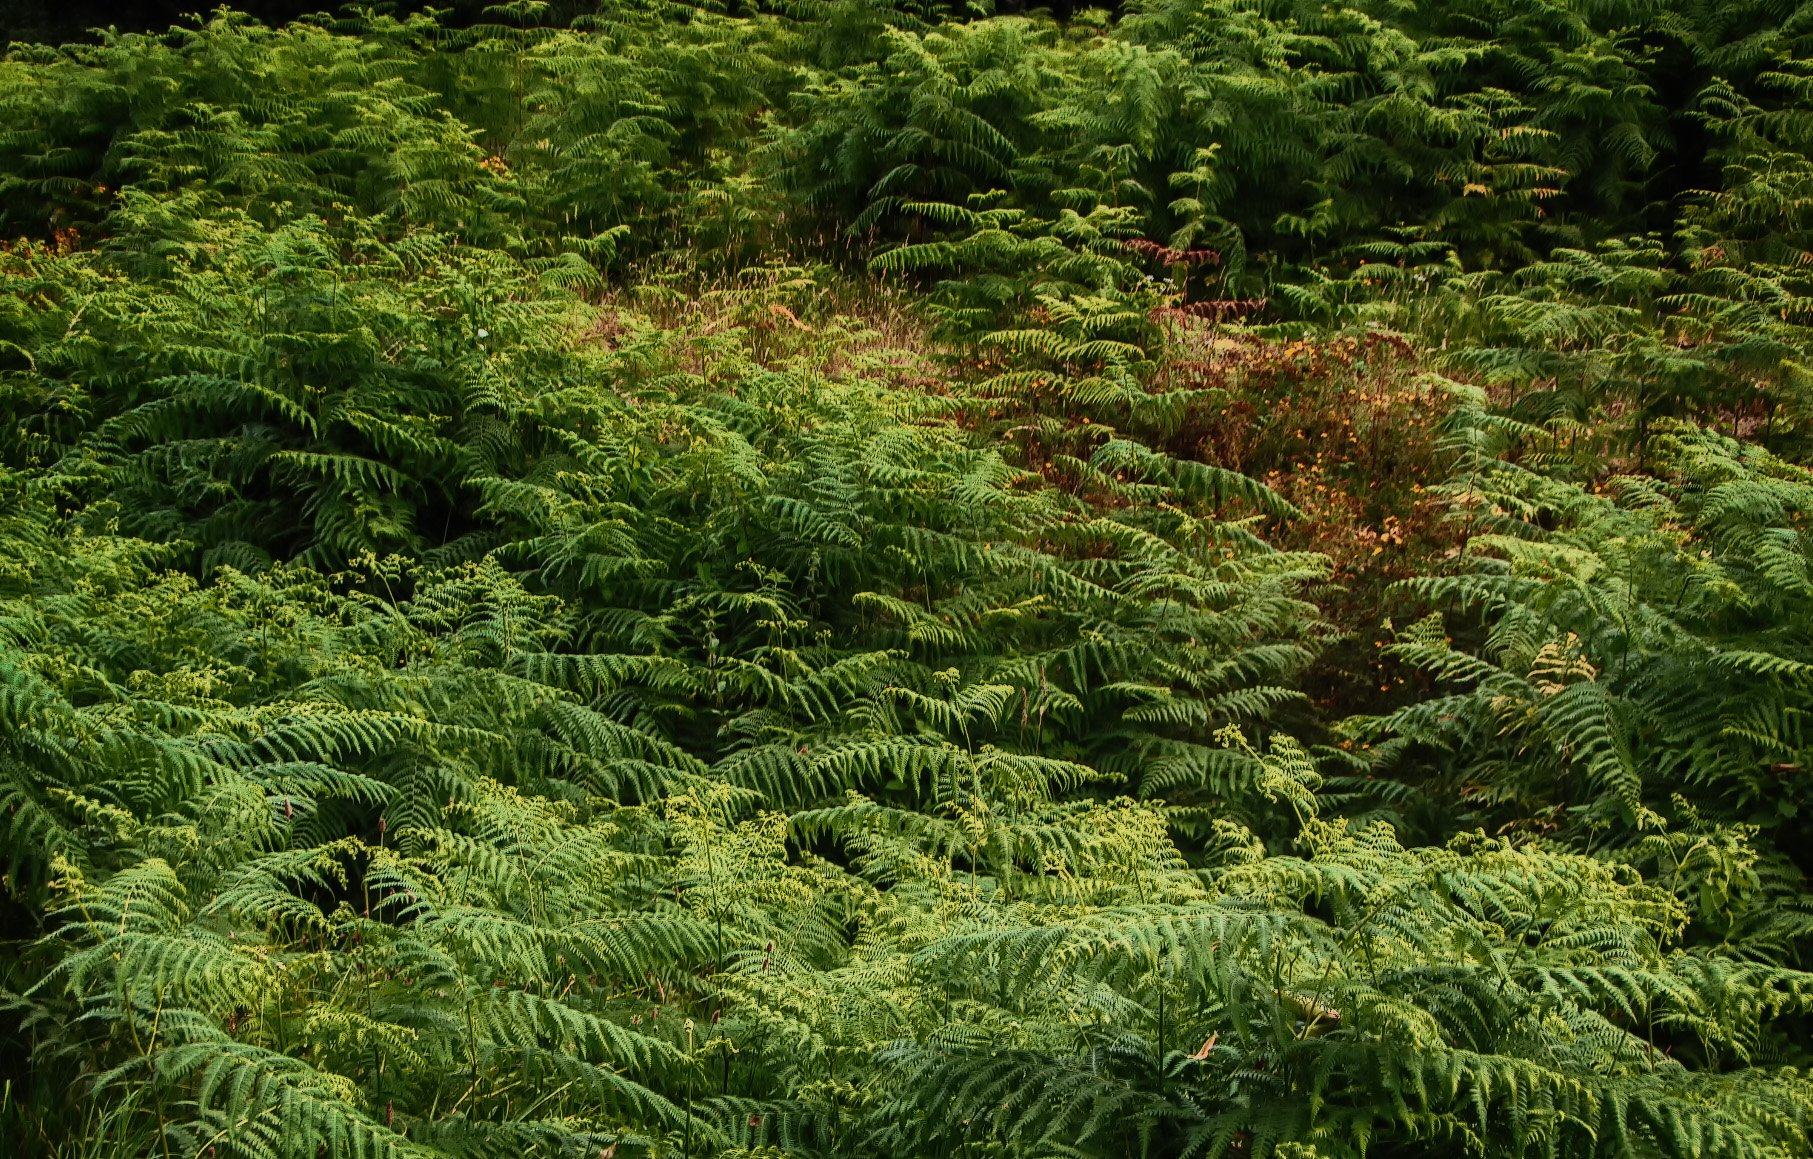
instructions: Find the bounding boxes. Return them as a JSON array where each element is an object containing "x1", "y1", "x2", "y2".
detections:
[
  {"x1": 3, "y1": 3, "x2": 1813, "y2": 1158},
  {"x1": 1353, "y1": 412, "x2": 1813, "y2": 951}
]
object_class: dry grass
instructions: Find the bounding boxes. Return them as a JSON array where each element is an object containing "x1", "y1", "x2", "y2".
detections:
[{"x1": 586, "y1": 261, "x2": 944, "y2": 389}]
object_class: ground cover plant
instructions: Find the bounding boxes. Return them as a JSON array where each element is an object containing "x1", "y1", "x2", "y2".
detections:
[{"x1": 2, "y1": 2, "x2": 1813, "y2": 1156}]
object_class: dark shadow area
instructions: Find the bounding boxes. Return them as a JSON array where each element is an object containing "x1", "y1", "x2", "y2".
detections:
[{"x1": 3, "y1": 0, "x2": 493, "y2": 43}]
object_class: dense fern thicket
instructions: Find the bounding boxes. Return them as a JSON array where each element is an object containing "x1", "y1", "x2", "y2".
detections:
[{"x1": 4, "y1": 2, "x2": 1813, "y2": 1157}]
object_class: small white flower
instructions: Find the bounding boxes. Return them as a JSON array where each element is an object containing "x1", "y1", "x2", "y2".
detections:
[{"x1": 477, "y1": 328, "x2": 489, "y2": 339}]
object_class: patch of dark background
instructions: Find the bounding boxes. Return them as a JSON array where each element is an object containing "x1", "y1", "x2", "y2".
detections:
[
  {"x1": 3, "y1": 0, "x2": 1098, "y2": 44},
  {"x1": 3, "y1": 2, "x2": 507, "y2": 43}
]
